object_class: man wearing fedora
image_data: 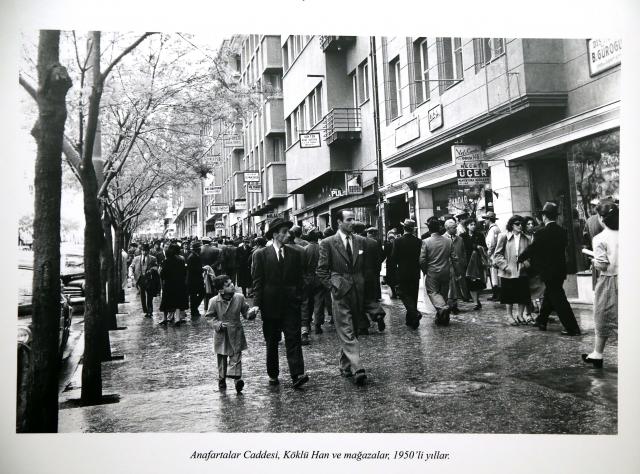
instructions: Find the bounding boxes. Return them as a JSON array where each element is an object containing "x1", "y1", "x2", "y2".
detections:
[
  {"x1": 317, "y1": 209, "x2": 368, "y2": 385},
  {"x1": 482, "y1": 211, "x2": 502, "y2": 302},
  {"x1": 392, "y1": 218, "x2": 423, "y2": 329},
  {"x1": 252, "y1": 217, "x2": 309, "y2": 389},
  {"x1": 518, "y1": 202, "x2": 582, "y2": 335}
]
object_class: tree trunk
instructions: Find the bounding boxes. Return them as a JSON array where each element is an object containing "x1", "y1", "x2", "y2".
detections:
[
  {"x1": 80, "y1": 32, "x2": 105, "y2": 404},
  {"x1": 100, "y1": 210, "x2": 118, "y2": 332},
  {"x1": 23, "y1": 30, "x2": 72, "y2": 432}
]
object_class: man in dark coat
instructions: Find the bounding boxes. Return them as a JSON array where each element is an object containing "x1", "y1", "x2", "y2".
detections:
[
  {"x1": 252, "y1": 218, "x2": 309, "y2": 389},
  {"x1": 366, "y1": 226, "x2": 384, "y2": 301},
  {"x1": 186, "y1": 240, "x2": 205, "y2": 319},
  {"x1": 301, "y1": 229, "x2": 325, "y2": 341},
  {"x1": 317, "y1": 209, "x2": 368, "y2": 385},
  {"x1": 236, "y1": 237, "x2": 253, "y2": 297},
  {"x1": 221, "y1": 240, "x2": 238, "y2": 284},
  {"x1": 392, "y1": 219, "x2": 423, "y2": 329},
  {"x1": 518, "y1": 202, "x2": 582, "y2": 335}
]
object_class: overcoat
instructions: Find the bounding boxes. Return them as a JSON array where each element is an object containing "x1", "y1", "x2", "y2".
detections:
[
  {"x1": 159, "y1": 255, "x2": 189, "y2": 311},
  {"x1": 206, "y1": 293, "x2": 249, "y2": 355}
]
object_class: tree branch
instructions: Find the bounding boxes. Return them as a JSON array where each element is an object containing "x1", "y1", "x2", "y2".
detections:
[{"x1": 101, "y1": 32, "x2": 157, "y2": 83}]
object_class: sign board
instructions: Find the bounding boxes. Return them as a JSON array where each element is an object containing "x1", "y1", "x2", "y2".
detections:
[
  {"x1": 224, "y1": 134, "x2": 243, "y2": 148},
  {"x1": 215, "y1": 221, "x2": 225, "y2": 229},
  {"x1": 244, "y1": 171, "x2": 260, "y2": 183},
  {"x1": 345, "y1": 172, "x2": 363, "y2": 195},
  {"x1": 428, "y1": 104, "x2": 443, "y2": 131},
  {"x1": 204, "y1": 185, "x2": 222, "y2": 196},
  {"x1": 587, "y1": 39, "x2": 621, "y2": 76},
  {"x1": 210, "y1": 204, "x2": 230, "y2": 214},
  {"x1": 394, "y1": 118, "x2": 420, "y2": 147},
  {"x1": 452, "y1": 144, "x2": 483, "y2": 163},
  {"x1": 452, "y1": 144, "x2": 491, "y2": 186},
  {"x1": 299, "y1": 132, "x2": 321, "y2": 148},
  {"x1": 234, "y1": 200, "x2": 247, "y2": 211},
  {"x1": 246, "y1": 182, "x2": 262, "y2": 193},
  {"x1": 330, "y1": 188, "x2": 343, "y2": 197}
]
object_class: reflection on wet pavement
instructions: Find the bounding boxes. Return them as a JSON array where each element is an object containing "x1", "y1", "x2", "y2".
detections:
[{"x1": 58, "y1": 287, "x2": 617, "y2": 434}]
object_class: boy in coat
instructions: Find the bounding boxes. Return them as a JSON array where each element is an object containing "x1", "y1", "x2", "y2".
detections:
[{"x1": 206, "y1": 274, "x2": 256, "y2": 393}]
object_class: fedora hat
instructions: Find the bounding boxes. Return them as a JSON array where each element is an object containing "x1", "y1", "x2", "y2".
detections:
[
  {"x1": 265, "y1": 217, "x2": 293, "y2": 239},
  {"x1": 400, "y1": 218, "x2": 416, "y2": 230},
  {"x1": 365, "y1": 226, "x2": 378, "y2": 234},
  {"x1": 541, "y1": 201, "x2": 559, "y2": 218},
  {"x1": 481, "y1": 211, "x2": 498, "y2": 220}
]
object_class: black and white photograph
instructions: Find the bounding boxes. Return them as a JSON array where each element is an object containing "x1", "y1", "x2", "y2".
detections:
[{"x1": 2, "y1": 0, "x2": 639, "y2": 473}]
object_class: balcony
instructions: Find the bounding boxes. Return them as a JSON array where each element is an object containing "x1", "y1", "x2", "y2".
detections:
[
  {"x1": 319, "y1": 36, "x2": 356, "y2": 52},
  {"x1": 324, "y1": 108, "x2": 361, "y2": 146},
  {"x1": 264, "y1": 97, "x2": 285, "y2": 135}
]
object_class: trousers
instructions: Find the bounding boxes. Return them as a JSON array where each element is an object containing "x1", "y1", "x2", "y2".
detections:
[
  {"x1": 425, "y1": 272, "x2": 450, "y2": 312},
  {"x1": 332, "y1": 288, "x2": 363, "y2": 373},
  {"x1": 537, "y1": 278, "x2": 581, "y2": 332},
  {"x1": 399, "y1": 278, "x2": 420, "y2": 325},
  {"x1": 262, "y1": 317, "x2": 305, "y2": 380},
  {"x1": 217, "y1": 353, "x2": 242, "y2": 380}
]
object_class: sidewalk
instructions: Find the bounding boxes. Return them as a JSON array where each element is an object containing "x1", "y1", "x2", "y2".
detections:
[{"x1": 58, "y1": 286, "x2": 617, "y2": 433}]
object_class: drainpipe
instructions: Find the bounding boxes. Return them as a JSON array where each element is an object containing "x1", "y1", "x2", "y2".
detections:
[{"x1": 369, "y1": 36, "x2": 385, "y2": 236}]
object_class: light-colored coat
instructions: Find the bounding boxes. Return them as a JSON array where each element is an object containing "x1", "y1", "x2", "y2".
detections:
[
  {"x1": 493, "y1": 231, "x2": 532, "y2": 279},
  {"x1": 129, "y1": 253, "x2": 158, "y2": 284},
  {"x1": 206, "y1": 293, "x2": 249, "y2": 355}
]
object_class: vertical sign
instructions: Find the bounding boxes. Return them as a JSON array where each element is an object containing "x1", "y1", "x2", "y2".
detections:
[{"x1": 345, "y1": 172, "x2": 363, "y2": 195}]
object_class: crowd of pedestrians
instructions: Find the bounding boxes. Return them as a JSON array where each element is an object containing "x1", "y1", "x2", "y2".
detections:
[{"x1": 124, "y1": 198, "x2": 618, "y2": 392}]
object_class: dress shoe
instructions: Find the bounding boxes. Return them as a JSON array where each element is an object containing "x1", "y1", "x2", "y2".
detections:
[
  {"x1": 436, "y1": 308, "x2": 450, "y2": 326},
  {"x1": 406, "y1": 321, "x2": 419, "y2": 330},
  {"x1": 561, "y1": 330, "x2": 582, "y2": 336},
  {"x1": 358, "y1": 328, "x2": 370, "y2": 336},
  {"x1": 581, "y1": 354, "x2": 603, "y2": 368},
  {"x1": 314, "y1": 324, "x2": 323, "y2": 334},
  {"x1": 473, "y1": 303, "x2": 482, "y2": 311},
  {"x1": 268, "y1": 377, "x2": 280, "y2": 386},
  {"x1": 144, "y1": 313, "x2": 152, "y2": 318},
  {"x1": 377, "y1": 318, "x2": 386, "y2": 332},
  {"x1": 158, "y1": 320, "x2": 168, "y2": 326},
  {"x1": 354, "y1": 370, "x2": 367, "y2": 386},
  {"x1": 450, "y1": 307, "x2": 460, "y2": 315},
  {"x1": 292, "y1": 373, "x2": 309, "y2": 389},
  {"x1": 301, "y1": 333, "x2": 310, "y2": 345},
  {"x1": 531, "y1": 320, "x2": 547, "y2": 331},
  {"x1": 235, "y1": 379, "x2": 245, "y2": 393},
  {"x1": 340, "y1": 368, "x2": 354, "y2": 378},
  {"x1": 218, "y1": 379, "x2": 227, "y2": 390}
]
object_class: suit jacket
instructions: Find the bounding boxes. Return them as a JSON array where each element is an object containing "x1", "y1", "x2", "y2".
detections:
[
  {"x1": 221, "y1": 244, "x2": 238, "y2": 274},
  {"x1": 518, "y1": 221, "x2": 569, "y2": 282},
  {"x1": 419, "y1": 233, "x2": 455, "y2": 277},
  {"x1": 186, "y1": 251, "x2": 204, "y2": 291},
  {"x1": 129, "y1": 254, "x2": 158, "y2": 284},
  {"x1": 317, "y1": 233, "x2": 366, "y2": 300},
  {"x1": 253, "y1": 244, "x2": 304, "y2": 320},
  {"x1": 200, "y1": 244, "x2": 220, "y2": 269},
  {"x1": 391, "y1": 232, "x2": 422, "y2": 283},
  {"x1": 446, "y1": 233, "x2": 467, "y2": 276}
]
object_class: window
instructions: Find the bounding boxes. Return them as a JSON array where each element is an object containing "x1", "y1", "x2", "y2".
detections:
[
  {"x1": 282, "y1": 41, "x2": 290, "y2": 71},
  {"x1": 286, "y1": 117, "x2": 292, "y2": 147},
  {"x1": 388, "y1": 56, "x2": 402, "y2": 120},
  {"x1": 351, "y1": 70, "x2": 358, "y2": 107},
  {"x1": 273, "y1": 137, "x2": 285, "y2": 162},
  {"x1": 411, "y1": 37, "x2": 430, "y2": 107},
  {"x1": 437, "y1": 37, "x2": 463, "y2": 93},
  {"x1": 315, "y1": 84, "x2": 323, "y2": 120},
  {"x1": 358, "y1": 60, "x2": 369, "y2": 104},
  {"x1": 473, "y1": 38, "x2": 505, "y2": 71},
  {"x1": 297, "y1": 102, "x2": 306, "y2": 134}
]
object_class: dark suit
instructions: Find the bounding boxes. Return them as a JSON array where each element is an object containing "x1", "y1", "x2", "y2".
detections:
[
  {"x1": 221, "y1": 244, "x2": 238, "y2": 283},
  {"x1": 186, "y1": 251, "x2": 204, "y2": 318},
  {"x1": 317, "y1": 232, "x2": 367, "y2": 373},
  {"x1": 253, "y1": 244, "x2": 305, "y2": 380},
  {"x1": 302, "y1": 241, "x2": 324, "y2": 330},
  {"x1": 392, "y1": 231, "x2": 423, "y2": 327},
  {"x1": 518, "y1": 221, "x2": 580, "y2": 332}
]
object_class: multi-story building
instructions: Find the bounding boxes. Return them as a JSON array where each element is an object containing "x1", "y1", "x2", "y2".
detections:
[
  {"x1": 376, "y1": 37, "x2": 620, "y2": 294},
  {"x1": 283, "y1": 35, "x2": 381, "y2": 231},
  {"x1": 172, "y1": 184, "x2": 203, "y2": 238},
  {"x1": 241, "y1": 34, "x2": 290, "y2": 236}
]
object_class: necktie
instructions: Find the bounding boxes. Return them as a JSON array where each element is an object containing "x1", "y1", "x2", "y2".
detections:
[
  {"x1": 278, "y1": 247, "x2": 284, "y2": 271},
  {"x1": 346, "y1": 236, "x2": 353, "y2": 265},
  {"x1": 142, "y1": 256, "x2": 146, "y2": 270}
]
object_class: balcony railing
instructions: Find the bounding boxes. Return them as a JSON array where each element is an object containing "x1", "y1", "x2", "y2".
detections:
[
  {"x1": 324, "y1": 107, "x2": 361, "y2": 146},
  {"x1": 319, "y1": 36, "x2": 356, "y2": 52}
]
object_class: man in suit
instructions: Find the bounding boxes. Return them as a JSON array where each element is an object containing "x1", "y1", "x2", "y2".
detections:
[
  {"x1": 128, "y1": 243, "x2": 158, "y2": 318},
  {"x1": 420, "y1": 218, "x2": 456, "y2": 326},
  {"x1": 366, "y1": 226, "x2": 384, "y2": 301},
  {"x1": 392, "y1": 219, "x2": 423, "y2": 329},
  {"x1": 317, "y1": 209, "x2": 368, "y2": 385},
  {"x1": 444, "y1": 218, "x2": 470, "y2": 314},
  {"x1": 221, "y1": 240, "x2": 238, "y2": 284},
  {"x1": 252, "y1": 218, "x2": 309, "y2": 389},
  {"x1": 186, "y1": 240, "x2": 205, "y2": 319},
  {"x1": 483, "y1": 211, "x2": 502, "y2": 301},
  {"x1": 518, "y1": 202, "x2": 582, "y2": 335},
  {"x1": 301, "y1": 229, "x2": 323, "y2": 344}
]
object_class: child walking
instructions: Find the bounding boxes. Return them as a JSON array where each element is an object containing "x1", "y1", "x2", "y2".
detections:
[{"x1": 206, "y1": 274, "x2": 255, "y2": 393}]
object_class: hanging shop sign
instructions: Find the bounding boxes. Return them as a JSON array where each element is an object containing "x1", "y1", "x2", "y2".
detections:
[
  {"x1": 244, "y1": 171, "x2": 260, "y2": 182},
  {"x1": 224, "y1": 134, "x2": 243, "y2": 148},
  {"x1": 345, "y1": 172, "x2": 363, "y2": 195},
  {"x1": 330, "y1": 188, "x2": 344, "y2": 197},
  {"x1": 234, "y1": 200, "x2": 247, "y2": 211},
  {"x1": 214, "y1": 221, "x2": 225, "y2": 230},
  {"x1": 587, "y1": 39, "x2": 621, "y2": 76},
  {"x1": 428, "y1": 104, "x2": 443, "y2": 131},
  {"x1": 394, "y1": 117, "x2": 420, "y2": 147},
  {"x1": 204, "y1": 185, "x2": 222, "y2": 196},
  {"x1": 452, "y1": 144, "x2": 491, "y2": 186},
  {"x1": 246, "y1": 182, "x2": 262, "y2": 193},
  {"x1": 299, "y1": 132, "x2": 322, "y2": 148},
  {"x1": 210, "y1": 204, "x2": 230, "y2": 214}
]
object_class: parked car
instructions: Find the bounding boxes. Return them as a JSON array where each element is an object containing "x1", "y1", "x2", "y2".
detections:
[{"x1": 16, "y1": 263, "x2": 73, "y2": 432}]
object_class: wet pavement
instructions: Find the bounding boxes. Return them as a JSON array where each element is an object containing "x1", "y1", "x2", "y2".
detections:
[{"x1": 58, "y1": 284, "x2": 617, "y2": 434}]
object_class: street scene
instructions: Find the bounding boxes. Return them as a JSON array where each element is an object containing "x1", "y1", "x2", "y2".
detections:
[{"x1": 16, "y1": 30, "x2": 621, "y2": 441}]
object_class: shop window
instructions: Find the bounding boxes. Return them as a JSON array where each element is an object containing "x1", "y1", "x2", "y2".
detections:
[
  {"x1": 473, "y1": 38, "x2": 505, "y2": 71},
  {"x1": 436, "y1": 37, "x2": 463, "y2": 93}
]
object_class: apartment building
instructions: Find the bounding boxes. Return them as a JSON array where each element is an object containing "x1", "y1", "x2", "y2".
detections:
[
  {"x1": 283, "y1": 35, "x2": 380, "y2": 231},
  {"x1": 376, "y1": 37, "x2": 620, "y2": 286}
]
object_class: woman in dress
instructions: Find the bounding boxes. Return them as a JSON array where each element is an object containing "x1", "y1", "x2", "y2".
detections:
[
  {"x1": 460, "y1": 218, "x2": 487, "y2": 310},
  {"x1": 582, "y1": 200, "x2": 618, "y2": 368},
  {"x1": 493, "y1": 215, "x2": 533, "y2": 325},
  {"x1": 159, "y1": 243, "x2": 189, "y2": 326},
  {"x1": 383, "y1": 231, "x2": 399, "y2": 299}
]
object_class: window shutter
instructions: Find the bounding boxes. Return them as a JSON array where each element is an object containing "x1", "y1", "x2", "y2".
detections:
[{"x1": 473, "y1": 38, "x2": 483, "y2": 73}]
